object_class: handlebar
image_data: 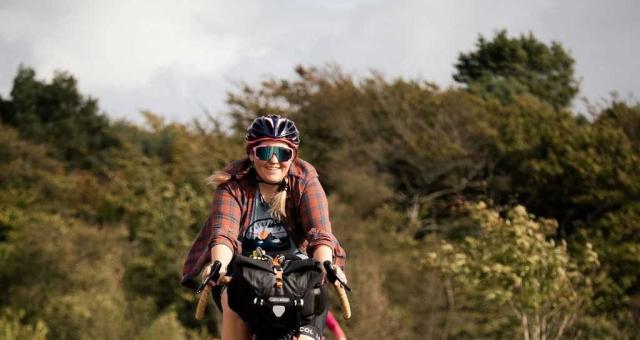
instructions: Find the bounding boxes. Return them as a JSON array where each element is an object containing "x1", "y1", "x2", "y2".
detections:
[
  {"x1": 195, "y1": 261, "x2": 352, "y2": 321},
  {"x1": 323, "y1": 261, "x2": 352, "y2": 320},
  {"x1": 195, "y1": 261, "x2": 231, "y2": 320},
  {"x1": 196, "y1": 261, "x2": 221, "y2": 294},
  {"x1": 195, "y1": 274, "x2": 232, "y2": 320}
]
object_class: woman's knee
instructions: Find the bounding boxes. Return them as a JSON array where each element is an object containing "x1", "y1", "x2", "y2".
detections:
[{"x1": 221, "y1": 290, "x2": 251, "y2": 340}]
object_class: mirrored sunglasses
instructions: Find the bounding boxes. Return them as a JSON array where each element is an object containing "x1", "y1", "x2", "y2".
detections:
[{"x1": 253, "y1": 145, "x2": 294, "y2": 162}]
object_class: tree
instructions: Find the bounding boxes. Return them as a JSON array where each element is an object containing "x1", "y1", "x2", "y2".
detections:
[
  {"x1": 426, "y1": 202, "x2": 599, "y2": 339},
  {"x1": 595, "y1": 100, "x2": 640, "y2": 152},
  {"x1": 454, "y1": 30, "x2": 579, "y2": 109},
  {"x1": 0, "y1": 66, "x2": 119, "y2": 170},
  {"x1": 575, "y1": 202, "x2": 640, "y2": 334}
]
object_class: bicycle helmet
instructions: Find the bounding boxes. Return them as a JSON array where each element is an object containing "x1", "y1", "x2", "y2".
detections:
[{"x1": 245, "y1": 115, "x2": 300, "y2": 149}]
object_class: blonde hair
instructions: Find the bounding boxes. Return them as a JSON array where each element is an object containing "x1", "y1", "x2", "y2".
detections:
[
  {"x1": 206, "y1": 170, "x2": 232, "y2": 188},
  {"x1": 206, "y1": 168, "x2": 289, "y2": 221},
  {"x1": 267, "y1": 179, "x2": 288, "y2": 220}
]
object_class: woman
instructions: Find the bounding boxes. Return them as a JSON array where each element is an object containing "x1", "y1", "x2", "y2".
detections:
[{"x1": 182, "y1": 115, "x2": 347, "y2": 340}]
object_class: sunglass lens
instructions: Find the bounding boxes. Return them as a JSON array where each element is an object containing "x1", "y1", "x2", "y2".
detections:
[
  {"x1": 279, "y1": 147, "x2": 293, "y2": 161},
  {"x1": 255, "y1": 146, "x2": 272, "y2": 161},
  {"x1": 255, "y1": 146, "x2": 293, "y2": 161}
]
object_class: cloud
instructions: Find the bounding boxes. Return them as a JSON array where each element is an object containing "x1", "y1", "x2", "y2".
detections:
[
  {"x1": 1, "y1": 0, "x2": 638, "y2": 122},
  {"x1": 2, "y1": 1, "x2": 251, "y2": 89},
  {"x1": 0, "y1": 36, "x2": 35, "y2": 95},
  {"x1": 96, "y1": 65, "x2": 230, "y2": 124}
]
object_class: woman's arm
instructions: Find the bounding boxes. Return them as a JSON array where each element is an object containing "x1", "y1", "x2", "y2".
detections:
[
  {"x1": 206, "y1": 183, "x2": 242, "y2": 275},
  {"x1": 299, "y1": 176, "x2": 342, "y2": 261},
  {"x1": 202, "y1": 244, "x2": 234, "y2": 282},
  {"x1": 211, "y1": 244, "x2": 234, "y2": 271},
  {"x1": 312, "y1": 244, "x2": 333, "y2": 263}
]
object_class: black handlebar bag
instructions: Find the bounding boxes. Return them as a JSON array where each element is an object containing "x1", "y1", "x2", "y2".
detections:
[{"x1": 227, "y1": 255, "x2": 327, "y2": 338}]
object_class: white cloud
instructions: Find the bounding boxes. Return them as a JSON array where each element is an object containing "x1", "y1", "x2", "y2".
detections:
[
  {"x1": 1, "y1": 0, "x2": 638, "y2": 122},
  {"x1": 6, "y1": 1, "x2": 250, "y2": 90}
]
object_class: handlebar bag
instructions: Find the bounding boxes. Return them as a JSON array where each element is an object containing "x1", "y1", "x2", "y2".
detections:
[{"x1": 227, "y1": 254, "x2": 327, "y2": 337}]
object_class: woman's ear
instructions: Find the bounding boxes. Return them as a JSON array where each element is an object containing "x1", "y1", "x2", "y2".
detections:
[{"x1": 248, "y1": 152, "x2": 254, "y2": 162}]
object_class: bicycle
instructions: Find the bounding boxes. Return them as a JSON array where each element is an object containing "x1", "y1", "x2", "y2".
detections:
[{"x1": 194, "y1": 250, "x2": 351, "y2": 339}]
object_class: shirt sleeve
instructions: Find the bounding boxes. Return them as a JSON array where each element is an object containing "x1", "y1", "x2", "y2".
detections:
[
  {"x1": 299, "y1": 176, "x2": 345, "y2": 265},
  {"x1": 207, "y1": 183, "x2": 242, "y2": 254}
]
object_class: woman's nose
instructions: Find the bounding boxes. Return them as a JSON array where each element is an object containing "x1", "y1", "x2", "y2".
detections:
[{"x1": 268, "y1": 154, "x2": 279, "y2": 163}]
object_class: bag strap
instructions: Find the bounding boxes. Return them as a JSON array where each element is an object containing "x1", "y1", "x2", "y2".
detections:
[{"x1": 273, "y1": 255, "x2": 285, "y2": 289}]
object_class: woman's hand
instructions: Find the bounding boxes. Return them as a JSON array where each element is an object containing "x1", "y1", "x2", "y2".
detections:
[
  {"x1": 324, "y1": 264, "x2": 347, "y2": 289},
  {"x1": 312, "y1": 245, "x2": 348, "y2": 287},
  {"x1": 202, "y1": 262, "x2": 227, "y2": 287},
  {"x1": 204, "y1": 244, "x2": 233, "y2": 286},
  {"x1": 333, "y1": 266, "x2": 347, "y2": 288}
]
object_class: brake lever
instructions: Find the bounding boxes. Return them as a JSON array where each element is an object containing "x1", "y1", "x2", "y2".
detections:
[
  {"x1": 196, "y1": 260, "x2": 221, "y2": 294},
  {"x1": 323, "y1": 261, "x2": 351, "y2": 292}
]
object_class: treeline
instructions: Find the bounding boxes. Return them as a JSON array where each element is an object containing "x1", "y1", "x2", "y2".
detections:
[{"x1": 1, "y1": 30, "x2": 639, "y2": 339}]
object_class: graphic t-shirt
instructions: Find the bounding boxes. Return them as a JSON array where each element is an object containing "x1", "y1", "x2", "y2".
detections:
[{"x1": 241, "y1": 188, "x2": 307, "y2": 259}]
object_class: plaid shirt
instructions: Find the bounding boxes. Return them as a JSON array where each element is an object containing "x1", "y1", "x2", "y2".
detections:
[{"x1": 181, "y1": 157, "x2": 346, "y2": 290}]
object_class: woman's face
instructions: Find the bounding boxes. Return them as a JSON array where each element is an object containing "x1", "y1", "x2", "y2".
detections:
[{"x1": 249, "y1": 140, "x2": 295, "y2": 184}]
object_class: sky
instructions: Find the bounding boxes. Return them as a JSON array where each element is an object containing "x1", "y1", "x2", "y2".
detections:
[{"x1": 1, "y1": 0, "x2": 638, "y2": 124}]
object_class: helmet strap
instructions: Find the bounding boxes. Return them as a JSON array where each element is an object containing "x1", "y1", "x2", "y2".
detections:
[{"x1": 256, "y1": 175, "x2": 283, "y2": 186}]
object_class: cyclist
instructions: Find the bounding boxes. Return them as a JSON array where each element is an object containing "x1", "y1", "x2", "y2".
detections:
[{"x1": 182, "y1": 115, "x2": 347, "y2": 340}]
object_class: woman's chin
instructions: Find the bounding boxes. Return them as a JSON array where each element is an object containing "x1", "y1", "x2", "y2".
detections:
[
  {"x1": 259, "y1": 172, "x2": 283, "y2": 183},
  {"x1": 265, "y1": 175, "x2": 283, "y2": 183}
]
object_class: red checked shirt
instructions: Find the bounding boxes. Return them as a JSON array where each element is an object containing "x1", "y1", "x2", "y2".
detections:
[{"x1": 181, "y1": 157, "x2": 346, "y2": 290}]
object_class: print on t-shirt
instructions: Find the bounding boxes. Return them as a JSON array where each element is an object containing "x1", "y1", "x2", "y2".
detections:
[{"x1": 242, "y1": 217, "x2": 293, "y2": 254}]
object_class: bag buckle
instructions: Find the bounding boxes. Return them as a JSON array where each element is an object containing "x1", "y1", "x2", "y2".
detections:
[{"x1": 273, "y1": 266, "x2": 284, "y2": 289}]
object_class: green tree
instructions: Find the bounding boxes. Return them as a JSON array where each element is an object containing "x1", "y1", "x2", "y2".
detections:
[
  {"x1": 454, "y1": 30, "x2": 579, "y2": 109},
  {"x1": 482, "y1": 95, "x2": 640, "y2": 235},
  {"x1": 0, "y1": 66, "x2": 119, "y2": 170},
  {"x1": 576, "y1": 203, "x2": 640, "y2": 334},
  {"x1": 426, "y1": 203, "x2": 599, "y2": 339},
  {"x1": 595, "y1": 100, "x2": 640, "y2": 151}
]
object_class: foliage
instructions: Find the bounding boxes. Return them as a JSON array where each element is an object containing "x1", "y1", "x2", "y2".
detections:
[
  {"x1": 595, "y1": 100, "x2": 640, "y2": 151},
  {"x1": 454, "y1": 30, "x2": 579, "y2": 108},
  {"x1": 0, "y1": 309, "x2": 48, "y2": 340},
  {"x1": 135, "y1": 310, "x2": 206, "y2": 340},
  {"x1": 0, "y1": 66, "x2": 119, "y2": 170},
  {"x1": 574, "y1": 202, "x2": 640, "y2": 336},
  {"x1": 0, "y1": 106, "x2": 234, "y2": 338},
  {"x1": 426, "y1": 203, "x2": 599, "y2": 339},
  {"x1": 487, "y1": 96, "x2": 640, "y2": 230}
]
